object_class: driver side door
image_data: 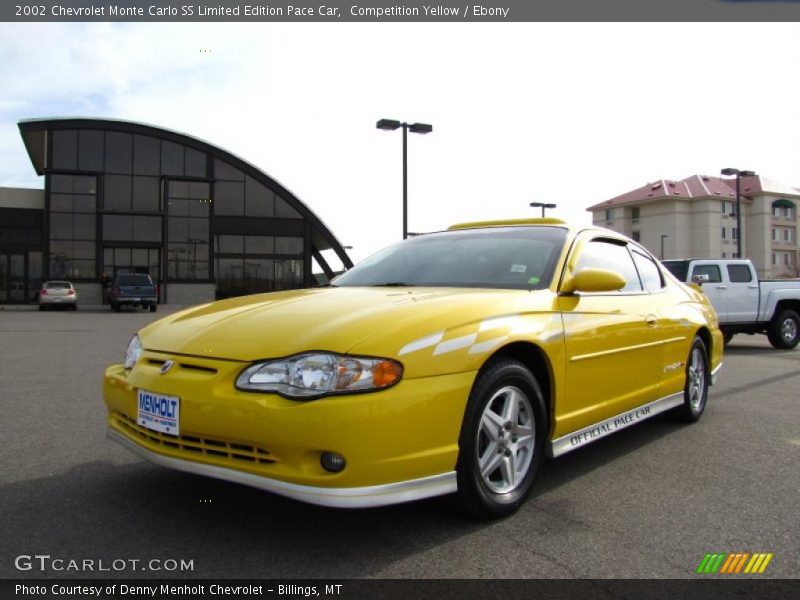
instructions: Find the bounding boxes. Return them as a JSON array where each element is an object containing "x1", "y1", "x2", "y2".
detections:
[{"x1": 556, "y1": 236, "x2": 663, "y2": 438}]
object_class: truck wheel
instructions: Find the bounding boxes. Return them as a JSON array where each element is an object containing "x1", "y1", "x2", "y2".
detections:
[
  {"x1": 112, "y1": 302, "x2": 121, "y2": 313},
  {"x1": 454, "y1": 359, "x2": 546, "y2": 519},
  {"x1": 149, "y1": 304, "x2": 157, "y2": 312},
  {"x1": 767, "y1": 310, "x2": 800, "y2": 349},
  {"x1": 722, "y1": 331, "x2": 733, "y2": 346},
  {"x1": 673, "y1": 336, "x2": 709, "y2": 423}
]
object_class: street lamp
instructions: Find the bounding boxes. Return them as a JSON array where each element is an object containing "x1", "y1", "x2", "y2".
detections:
[
  {"x1": 530, "y1": 202, "x2": 557, "y2": 217},
  {"x1": 660, "y1": 234, "x2": 669, "y2": 260},
  {"x1": 376, "y1": 118, "x2": 433, "y2": 239},
  {"x1": 721, "y1": 167, "x2": 756, "y2": 258}
]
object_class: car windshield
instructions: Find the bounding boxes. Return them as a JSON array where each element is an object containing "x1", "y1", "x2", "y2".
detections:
[
  {"x1": 333, "y1": 226, "x2": 567, "y2": 290},
  {"x1": 45, "y1": 281, "x2": 71, "y2": 289},
  {"x1": 117, "y1": 275, "x2": 153, "y2": 286}
]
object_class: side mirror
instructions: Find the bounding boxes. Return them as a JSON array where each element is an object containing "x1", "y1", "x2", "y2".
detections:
[
  {"x1": 561, "y1": 268, "x2": 626, "y2": 294},
  {"x1": 691, "y1": 274, "x2": 710, "y2": 285}
]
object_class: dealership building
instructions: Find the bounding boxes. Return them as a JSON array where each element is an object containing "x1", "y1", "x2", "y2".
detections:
[{"x1": 0, "y1": 118, "x2": 352, "y2": 304}]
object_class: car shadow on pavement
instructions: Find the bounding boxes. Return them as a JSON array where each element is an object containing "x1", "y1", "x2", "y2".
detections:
[{"x1": 0, "y1": 411, "x2": 697, "y2": 579}]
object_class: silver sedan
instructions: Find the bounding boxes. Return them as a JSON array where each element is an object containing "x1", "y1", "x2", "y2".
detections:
[{"x1": 39, "y1": 281, "x2": 78, "y2": 311}]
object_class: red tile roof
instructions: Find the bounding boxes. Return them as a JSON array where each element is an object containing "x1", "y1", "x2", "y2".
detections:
[{"x1": 588, "y1": 174, "x2": 800, "y2": 211}]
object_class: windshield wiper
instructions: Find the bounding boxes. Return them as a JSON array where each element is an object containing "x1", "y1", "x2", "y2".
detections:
[{"x1": 371, "y1": 282, "x2": 415, "y2": 287}]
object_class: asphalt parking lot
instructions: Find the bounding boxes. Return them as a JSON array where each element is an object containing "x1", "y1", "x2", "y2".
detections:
[{"x1": 1, "y1": 307, "x2": 798, "y2": 579}]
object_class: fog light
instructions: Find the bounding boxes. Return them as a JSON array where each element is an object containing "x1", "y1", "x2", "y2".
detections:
[{"x1": 320, "y1": 452, "x2": 346, "y2": 473}]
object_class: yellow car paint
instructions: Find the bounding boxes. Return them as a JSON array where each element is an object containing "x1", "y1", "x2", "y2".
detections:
[{"x1": 104, "y1": 220, "x2": 722, "y2": 507}]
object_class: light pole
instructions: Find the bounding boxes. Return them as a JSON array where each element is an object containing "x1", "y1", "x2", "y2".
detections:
[
  {"x1": 660, "y1": 234, "x2": 668, "y2": 260},
  {"x1": 530, "y1": 202, "x2": 557, "y2": 217},
  {"x1": 376, "y1": 119, "x2": 433, "y2": 240},
  {"x1": 721, "y1": 168, "x2": 756, "y2": 258}
]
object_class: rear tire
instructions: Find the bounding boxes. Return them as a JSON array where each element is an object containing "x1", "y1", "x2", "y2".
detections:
[
  {"x1": 112, "y1": 302, "x2": 121, "y2": 313},
  {"x1": 454, "y1": 359, "x2": 546, "y2": 519},
  {"x1": 149, "y1": 304, "x2": 157, "y2": 312},
  {"x1": 767, "y1": 310, "x2": 800, "y2": 349},
  {"x1": 722, "y1": 331, "x2": 733, "y2": 346},
  {"x1": 38, "y1": 305, "x2": 45, "y2": 312},
  {"x1": 674, "y1": 336, "x2": 709, "y2": 423}
]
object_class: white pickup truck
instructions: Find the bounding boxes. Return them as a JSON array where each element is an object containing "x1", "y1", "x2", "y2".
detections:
[{"x1": 662, "y1": 258, "x2": 800, "y2": 349}]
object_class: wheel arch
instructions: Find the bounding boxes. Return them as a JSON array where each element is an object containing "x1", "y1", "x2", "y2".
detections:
[
  {"x1": 478, "y1": 341, "x2": 554, "y2": 433},
  {"x1": 695, "y1": 326, "x2": 713, "y2": 364},
  {"x1": 773, "y1": 299, "x2": 800, "y2": 319}
]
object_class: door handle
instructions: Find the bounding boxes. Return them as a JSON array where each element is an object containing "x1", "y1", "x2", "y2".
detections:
[
  {"x1": 645, "y1": 315, "x2": 657, "y2": 328},
  {"x1": 715, "y1": 285, "x2": 728, "y2": 290},
  {"x1": 748, "y1": 285, "x2": 758, "y2": 289}
]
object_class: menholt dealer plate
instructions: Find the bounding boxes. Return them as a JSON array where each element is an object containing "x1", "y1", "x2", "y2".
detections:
[{"x1": 137, "y1": 389, "x2": 180, "y2": 435}]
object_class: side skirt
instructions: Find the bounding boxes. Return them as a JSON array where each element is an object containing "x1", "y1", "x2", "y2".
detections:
[{"x1": 546, "y1": 392, "x2": 684, "y2": 458}]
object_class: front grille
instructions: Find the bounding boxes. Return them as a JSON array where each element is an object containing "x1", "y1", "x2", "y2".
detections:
[
  {"x1": 145, "y1": 359, "x2": 218, "y2": 375},
  {"x1": 113, "y1": 412, "x2": 275, "y2": 464}
]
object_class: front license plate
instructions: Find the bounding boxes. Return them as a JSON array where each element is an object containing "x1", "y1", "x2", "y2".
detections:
[{"x1": 137, "y1": 389, "x2": 180, "y2": 435}]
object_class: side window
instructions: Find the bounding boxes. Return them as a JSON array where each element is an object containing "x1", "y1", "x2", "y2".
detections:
[
  {"x1": 631, "y1": 249, "x2": 664, "y2": 292},
  {"x1": 691, "y1": 265, "x2": 722, "y2": 283},
  {"x1": 727, "y1": 264, "x2": 753, "y2": 283},
  {"x1": 574, "y1": 239, "x2": 642, "y2": 293}
]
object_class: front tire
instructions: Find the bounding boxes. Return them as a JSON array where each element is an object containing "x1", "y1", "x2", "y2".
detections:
[
  {"x1": 767, "y1": 309, "x2": 800, "y2": 349},
  {"x1": 455, "y1": 359, "x2": 546, "y2": 519},
  {"x1": 674, "y1": 336, "x2": 709, "y2": 422}
]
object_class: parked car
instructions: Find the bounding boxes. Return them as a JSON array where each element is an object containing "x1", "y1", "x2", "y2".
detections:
[
  {"x1": 108, "y1": 273, "x2": 158, "y2": 313},
  {"x1": 39, "y1": 281, "x2": 77, "y2": 311},
  {"x1": 104, "y1": 219, "x2": 722, "y2": 518},
  {"x1": 662, "y1": 258, "x2": 800, "y2": 349}
]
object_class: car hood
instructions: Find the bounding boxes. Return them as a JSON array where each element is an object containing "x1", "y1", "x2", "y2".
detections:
[{"x1": 140, "y1": 286, "x2": 554, "y2": 362}]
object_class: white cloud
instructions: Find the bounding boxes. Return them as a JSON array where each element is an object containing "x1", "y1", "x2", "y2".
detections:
[{"x1": 1, "y1": 22, "x2": 799, "y2": 261}]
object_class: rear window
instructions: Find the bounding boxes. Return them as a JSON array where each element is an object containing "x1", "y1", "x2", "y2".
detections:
[
  {"x1": 117, "y1": 275, "x2": 153, "y2": 286},
  {"x1": 45, "y1": 281, "x2": 71, "y2": 289},
  {"x1": 727, "y1": 264, "x2": 753, "y2": 283}
]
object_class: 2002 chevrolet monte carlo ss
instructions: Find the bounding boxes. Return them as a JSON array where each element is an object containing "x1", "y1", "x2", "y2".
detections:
[{"x1": 104, "y1": 218, "x2": 723, "y2": 518}]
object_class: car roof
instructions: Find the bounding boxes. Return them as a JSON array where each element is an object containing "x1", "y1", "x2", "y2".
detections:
[{"x1": 447, "y1": 217, "x2": 567, "y2": 231}]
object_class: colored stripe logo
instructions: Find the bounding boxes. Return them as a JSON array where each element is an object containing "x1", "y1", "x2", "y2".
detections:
[{"x1": 696, "y1": 552, "x2": 773, "y2": 574}]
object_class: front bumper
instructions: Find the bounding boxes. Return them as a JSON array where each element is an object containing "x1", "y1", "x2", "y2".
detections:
[
  {"x1": 107, "y1": 428, "x2": 455, "y2": 508},
  {"x1": 104, "y1": 354, "x2": 474, "y2": 506}
]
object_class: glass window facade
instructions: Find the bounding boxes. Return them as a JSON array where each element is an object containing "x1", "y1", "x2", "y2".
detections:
[{"x1": 13, "y1": 119, "x2": 351, "y2": 303}]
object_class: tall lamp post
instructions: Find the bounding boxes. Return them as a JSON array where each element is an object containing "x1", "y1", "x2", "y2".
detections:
[
  {"x1": 660, "y1": 234, "x2": 669, "y2": 260},
  {"x1": 376, "y1": 119, "x2": 433, "y2": 240},
  {"x1": 530, "y1": 202, "x2": 557, "y2": 217},
  {"x1": 721, "y1": 167, "x2": 756, "y2": 258}
]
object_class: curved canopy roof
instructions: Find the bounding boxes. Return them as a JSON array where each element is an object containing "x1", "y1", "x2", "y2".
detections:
[{"x1": 18, "y1": 117, "x2": 352, "y2": 269}]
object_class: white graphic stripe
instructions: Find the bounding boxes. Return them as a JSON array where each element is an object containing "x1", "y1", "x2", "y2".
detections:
[
  {"x1": 469, "y1": 336, "x2": 508, "y2": 354},
  {"x1": 478, "y1": 315, "x2": 519, "y2": 332},
  {"x1": 433, "y1": 333, "x2": 478, "y2": 356},
  {"x1": 398, "y1": 331, "x2": 445, "y2": 356}
]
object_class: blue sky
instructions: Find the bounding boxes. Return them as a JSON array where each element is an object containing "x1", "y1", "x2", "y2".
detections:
[{"x1": 2, "y1": 22, "x2": 800, "y2": 262}]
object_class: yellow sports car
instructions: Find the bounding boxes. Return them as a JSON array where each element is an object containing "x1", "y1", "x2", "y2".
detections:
[{"x1": 104, "y1": 219, "x2": 722, "y2": 517}]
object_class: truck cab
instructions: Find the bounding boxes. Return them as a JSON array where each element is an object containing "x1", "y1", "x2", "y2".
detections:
[{"x1": 663, "y1": 258, "x2": 800, "y2": 349}]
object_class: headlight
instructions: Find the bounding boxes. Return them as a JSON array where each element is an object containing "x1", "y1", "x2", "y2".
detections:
[
  {"x1": 236, "y1": 352, "x2": 403, "y2": 399},
  {"x1": 124, "y1": 334, "x2": 143, "y2": 370}
]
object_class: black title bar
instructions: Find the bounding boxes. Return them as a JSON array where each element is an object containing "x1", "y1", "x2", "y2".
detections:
[{"x1": 4, "y1": 0, "x2": 800, "y2": 22}]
